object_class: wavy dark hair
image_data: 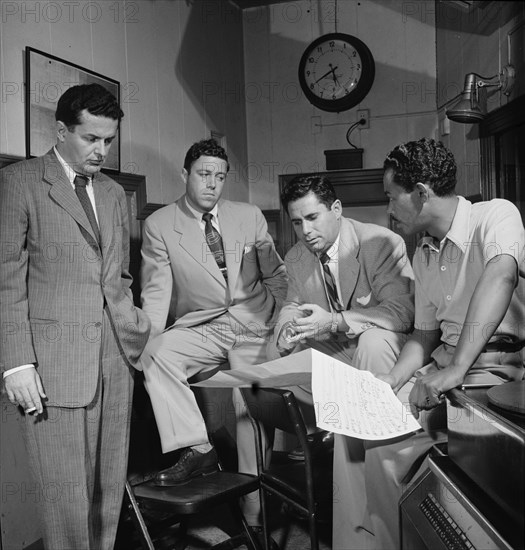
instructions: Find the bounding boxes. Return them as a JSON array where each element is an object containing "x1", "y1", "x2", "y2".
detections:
[
  {"x1": 183, "y1": 138, "x2": 230, "y2": 173},
  {"x1": 55, "y1": 84, "x2": 123, "y2": 129},
  {"x1": 281, "y1": 175, "x2": 337, "y2": 213},
  {"x1": 383, "y1": 137, "x2": 457, "y2": 197}
]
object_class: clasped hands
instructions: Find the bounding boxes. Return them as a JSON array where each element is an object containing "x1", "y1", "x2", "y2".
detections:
[{"x1": 277, "y1": 303, "x2": 334, "y2": 352}]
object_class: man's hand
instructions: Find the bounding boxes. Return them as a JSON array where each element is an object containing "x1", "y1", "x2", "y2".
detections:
[
  {"x1": 4, "y1": 368, "x2": 46, "y2": 415},
  {"x1": 276, "y1": 321, "x2": 304, "y2": 353},
  {"x1": 292, "y1": 304, "x2": 333, "y2": 340},
  {"x1": 408, "y1": 367, "x2": 464, "y2": 419}
]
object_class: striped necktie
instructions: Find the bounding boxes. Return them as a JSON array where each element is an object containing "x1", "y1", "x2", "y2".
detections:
[
  {"x1": 202, "y1": 212, "x2": 227, "y2": 279},
  {"x1": 74, "y1": 175, "x2": 100, "y2": 244},
  {"x1": 320, "y1": 252, "x2": 343, "y2": 312}
]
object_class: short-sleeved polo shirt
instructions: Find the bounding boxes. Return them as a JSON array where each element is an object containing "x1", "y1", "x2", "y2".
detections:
[{"x1": 413, "y1": 197, "x2": 524, "y2": 346}]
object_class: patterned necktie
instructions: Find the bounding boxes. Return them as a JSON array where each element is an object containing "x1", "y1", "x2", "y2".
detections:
[
  {"x1": 74, "y1": 175, "x2": 100, "y2": 244},
  {"x1": 320, "y1": 252, "x2": 343, "y2": 312},
  {"x1": 202, "y1": 212, "x2": 227, "y2": 279}
]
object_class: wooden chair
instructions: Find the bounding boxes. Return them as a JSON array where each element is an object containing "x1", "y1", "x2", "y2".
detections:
[{"x1": 241, "y1": 387, "x2": 333, "y2": 550}]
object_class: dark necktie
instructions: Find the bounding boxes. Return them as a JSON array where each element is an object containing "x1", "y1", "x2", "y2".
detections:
[
  {"x1": 202, "y1": 212, "x2": 227, "y2": 279},
  {"x1": 74, "y1": 175, "x2": 100, "y2": 244},
  {"x1": 320, "y1": 252, "x2": 343, "y2": 312}
]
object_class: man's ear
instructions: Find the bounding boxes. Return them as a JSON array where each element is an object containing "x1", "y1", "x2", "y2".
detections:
[
  {"x1": 181, "y1": 168, "x2": 188, "y2": 185},
  {"x1": 415, "y1": 182, "x2": 431, "y2": 203},
  {"x1": 332, "y1": 199, "x2": 343, "y2": 219},
  {"x1": 56, "y1": 121, "x2": 67, "y2": 142}
]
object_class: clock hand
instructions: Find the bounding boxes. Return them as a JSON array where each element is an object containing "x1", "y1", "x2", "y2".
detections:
[{"x1": 315, "y1": 64, "x2": 338, "y2": 84}]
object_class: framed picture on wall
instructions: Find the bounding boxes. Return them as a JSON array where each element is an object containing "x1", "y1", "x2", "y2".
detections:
[{"x1": 25, "y1": 47, "x2": 121, "y2": 172}]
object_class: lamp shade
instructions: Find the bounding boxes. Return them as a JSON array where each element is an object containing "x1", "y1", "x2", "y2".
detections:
[
  {"x1": 445, "y1": 91, "x2": 485, "y2": 123},
  {"x1": 446, "y1": 73, "x2": 485, "y2": 123}
]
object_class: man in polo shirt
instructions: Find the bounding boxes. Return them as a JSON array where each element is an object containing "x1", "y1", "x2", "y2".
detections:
[{"x1": 335, "y1": 137, "x2": 524, "y2": 550}]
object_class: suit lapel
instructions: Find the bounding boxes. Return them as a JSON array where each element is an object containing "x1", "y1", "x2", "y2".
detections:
[
  {"x1": 338, "y1": 218, "x2": 360, "y2": 308},
  {"x1": 218, "y1": 201, "x2": 245, "y2": 293},
  {"x1": 45, "y1": 151, "x2": 100, "y2": 250},
  {"x1": 175, "y1": 198, "x2": 226, "y2": 285},
  {"x1": 305, "y1": 248, "x2": 331, "y2": 310},
  {"x1": 93, "y1": 176, "x2": 112, "y2": 253}
]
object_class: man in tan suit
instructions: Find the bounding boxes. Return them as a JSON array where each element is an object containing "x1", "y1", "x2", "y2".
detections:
[
  {"x1": 267, "y1": 175, "x2": 415, "y2": 544},
  {"x1": 269, "y1": 174, "x2": 414, "y2": 367},
  {"x1": 140, "y1": 138, "x2": 287, "y2": 489},
  {"x1": 0, "y1": 84, "x2": 150, "y2": 549}
]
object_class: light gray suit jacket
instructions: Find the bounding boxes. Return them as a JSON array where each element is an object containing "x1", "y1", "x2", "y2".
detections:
[
  {"x1": 140, "y1": 196, "x2": 287, "y2": 339},
  {"x1": 0, "y1": 150, "x2": 151, "y2": 406},
  {"x1": 268, "y1": 217, "x2": 414, "y2": 356}
]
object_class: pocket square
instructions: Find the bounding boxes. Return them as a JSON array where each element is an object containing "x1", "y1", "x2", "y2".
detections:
[
  {"x1": 356, "y1": 292, "x2": 371, "y2": 306},
  {"x1": 244, "y1": 245, "x2": 253, "y2": 254}
]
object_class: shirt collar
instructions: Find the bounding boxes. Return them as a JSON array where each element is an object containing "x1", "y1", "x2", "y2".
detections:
[
  {"x1": 185, "y1": 196, "x2": 219, "y2": 222},
  {"x1": 54, "y1": 147, "x2": 93, "y2": 188},
  {"x1": 442, "y1": 196, "x2": 470, "y2": 253},
  {"x1": 419, "y1": 196, "x2": 471, "y2": 261},
  {"x1": 319, "y1": 233, "x2": 341, "y2": 263}
]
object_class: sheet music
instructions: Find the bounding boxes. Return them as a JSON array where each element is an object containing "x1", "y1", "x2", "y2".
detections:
[
  {"x1": 194, "y1": 347, "x2": 421, "y2": 441},
  {"x1": 312, "y1": 354, "x2": 421, "y2": 440}
]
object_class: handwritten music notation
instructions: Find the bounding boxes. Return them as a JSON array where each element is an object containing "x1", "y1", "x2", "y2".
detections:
[{"x1": 312, "y1": 357, "x2": 421, "y2": 440}]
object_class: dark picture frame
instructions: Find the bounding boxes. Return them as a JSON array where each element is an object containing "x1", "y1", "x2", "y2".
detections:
[{"x1": 25, "y1": 47, "x2": 121, "y2": 172}]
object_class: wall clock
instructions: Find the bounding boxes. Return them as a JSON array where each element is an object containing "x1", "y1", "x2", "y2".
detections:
[{"x1": 298, "y1": 33, "x2": 375, "y2": 113}]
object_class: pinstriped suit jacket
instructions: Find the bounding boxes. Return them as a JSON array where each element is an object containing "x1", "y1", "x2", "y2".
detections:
[
  {"x1": 268, "y1": 217, "x2": 414, "y2": 357},
  {"x1": 0, "y1": 150, "x2": 151, "y2": 406}
]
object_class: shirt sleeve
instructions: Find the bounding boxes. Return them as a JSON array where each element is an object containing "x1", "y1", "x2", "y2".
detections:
[{"x1": 478, "y1": 199, "x2": 525, "y2": 267}]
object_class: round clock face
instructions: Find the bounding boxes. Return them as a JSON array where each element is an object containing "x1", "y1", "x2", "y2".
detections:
[{"x1": 298, "y1": 33, "x2": 375, "y2": 113}]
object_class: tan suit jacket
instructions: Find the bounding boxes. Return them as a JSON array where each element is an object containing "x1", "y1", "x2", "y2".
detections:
[
  {"x1": 140, "y1": 196, "x2": 287, "y2": 338},
  {"x1": 0, "y1": 150, "x2": 151, "y2": 406},
  {"x1": 269, "y1": 217, "x2": 414, "y2": 356}
]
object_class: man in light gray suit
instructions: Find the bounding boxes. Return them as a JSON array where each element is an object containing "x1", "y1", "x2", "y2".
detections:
[
  {"x1": 139, "y1": 139, "x2": 287, "y2": 520},
  {"x1": 0, "y1": 84, "x2": 150, "y2": 550}
]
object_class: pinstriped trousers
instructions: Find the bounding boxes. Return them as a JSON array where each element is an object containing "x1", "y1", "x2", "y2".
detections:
[{"x1": 22, "y1": 309, "x2": 133, "y2": 550}]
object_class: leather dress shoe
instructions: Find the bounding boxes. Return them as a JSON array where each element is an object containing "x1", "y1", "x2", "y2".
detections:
[{"x1": 155, "y1": 447, "x2": 218, "y2": 486}]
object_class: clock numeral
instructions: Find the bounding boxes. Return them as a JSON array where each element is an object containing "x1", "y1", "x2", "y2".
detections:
[
  {"x1": 306, "y1": 70, "x2": 311, "y2": 76},
  {"x1": 352, "y1": 51, "x2": 357, "y2": 57},
  {"x1": 309, "y1": 57, "x2": 314, "y2": 63},
  {"x1": 329, "y1": 41, "x2": 335, "y2": 48},
  {"x1": 357, "y1": 64, "x2": 361, "y2": 70},
  {"x1": 317, "y1": 46, "x2": 322, "y2": 53},
  {"x1": 332, "y1": 94, "x2": 337, "y2": 100},
  {"x1": 310, "y1": 84, "x2": 315, "y2": 90}
]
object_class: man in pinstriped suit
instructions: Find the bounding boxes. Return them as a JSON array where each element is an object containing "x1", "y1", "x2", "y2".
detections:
[{"x1": 0, "y1": 84, "x2": 150, "y2": 549}]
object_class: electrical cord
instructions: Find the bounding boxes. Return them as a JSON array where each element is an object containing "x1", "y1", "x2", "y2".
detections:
[{"x1": 345, "y1": 118, "x2": 366, "y2": 148}]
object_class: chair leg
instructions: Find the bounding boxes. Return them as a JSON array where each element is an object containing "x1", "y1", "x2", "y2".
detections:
[
  {"x1": 227, "y1": 501, "x2": 264, "y2": 550},
  {"x1": 260, "y1": 488, "x2": 273, "y2": 550},
  {"x1": 124, "y1": 481, "x2": 155, "y2": 550},
  {"x1": 308, "y1": 513, "x2": 319, "y2": 550}
]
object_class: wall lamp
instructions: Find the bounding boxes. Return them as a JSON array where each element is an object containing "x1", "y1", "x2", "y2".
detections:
[{"x1": 445, "y1": 65, "x2": 515, "y2": 123}]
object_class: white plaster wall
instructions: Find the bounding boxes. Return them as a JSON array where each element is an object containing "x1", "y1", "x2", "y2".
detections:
[
  {"x1": 0, "y1": 0, "x2": 249, "y2": 206},
  {"x1": 243, "y1": 0, "x2": 438, "y2": 209}
]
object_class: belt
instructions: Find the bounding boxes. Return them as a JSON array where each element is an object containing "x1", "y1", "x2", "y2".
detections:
[{"x1": 482, "y1": 340, "x2": 525, "y2": 353}]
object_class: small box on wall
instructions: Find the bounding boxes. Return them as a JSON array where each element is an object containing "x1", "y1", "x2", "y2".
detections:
[{"x1": 324, "y1": 149, "x2": 363, "y2": 170}]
